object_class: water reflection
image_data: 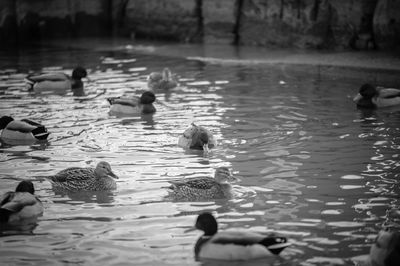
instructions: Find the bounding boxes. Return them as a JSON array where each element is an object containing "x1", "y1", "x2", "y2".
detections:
[{"x1": 52, "y1": 190, "x2": 116, "y2": 204}]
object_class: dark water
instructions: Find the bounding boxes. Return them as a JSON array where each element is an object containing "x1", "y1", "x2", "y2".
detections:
[{"x1": 0, "y1": 40, "x2": 400, "y2": 266}]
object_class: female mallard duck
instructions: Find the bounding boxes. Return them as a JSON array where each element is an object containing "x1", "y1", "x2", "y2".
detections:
[
  {"x1": 193, "y1": 212, "x2": 291, "y2": 261},
  {"x1": 49, "y1": 161, "x2": 119, "y2": 192},
  {"x1": 0, "y1": 180, "x2": 43, "y2": 224},
  {"x1": 25, "y1": 66, "x2": 88, "y2": 96},
  {"x1": 178, "y1": 123, "x2": 217, "y2": 152},
  {"x1": 167, "y1": 167, "x2": 236, "y2": 200},
  {"x1": 0, "y1": 116, "x2": 49, "y2": 142},
  {"x1": 353, "y1": 83, "x2": 400, "y2": 108},
  {"x1": 147, "y1": 68, "x2": 178, "y2": 90},
  {"x1": 107, "y1": 91, "x2": 156, "y2": 115},
  {"x1": 369, "y1": 229, "x2": 400, "y2": 266}
]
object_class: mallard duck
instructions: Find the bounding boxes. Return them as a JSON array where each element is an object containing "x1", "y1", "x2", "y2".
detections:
[
  {"x1": 0, "y1": 180, "x2": 43, "y2": 224},
  {"x1": 107, "y1": 91, "x2": 156, "y2": 115},
  {"x1": 178, "y1": 123, "x2": 217, "y2": 152},
  {"x1": 25, "y1": 66, "x2": 88, "y2": 96},
  {"x1": 49, "y1": 161, "x2": 119, "y2": 192},
  {"x1": 353, "y1": 83, "x2": 400, "y2": 108},
  {"x1": 193, "y1": 212, "x2": 291, "y2": 261},
  {"x1": 0, "y1": 116, "x2": 49, "y2": 142},
  {"x1": 147, "y1": 68, "x2": 178, "y2": 90},
  {"x1": 167, "y1": 167, "x2": 236, "y2": 200},
  {"x1": 369, "y1": 229, "x2": 400, "y2": 266}
]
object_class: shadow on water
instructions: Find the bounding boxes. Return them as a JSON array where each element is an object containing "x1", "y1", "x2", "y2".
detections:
[{"x1": 52, "y1": 189, "x2": 116, "y2": 205}]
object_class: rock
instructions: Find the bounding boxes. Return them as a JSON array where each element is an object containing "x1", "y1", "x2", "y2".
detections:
[
  {"x1": 0, "y1": 0, "x2": 18, "y2": 46},
  {"x1": 373, "y1": 0, "x2": 400, "y2": 49},
  {"x1": 124, "y1": 0, "x2": 200, "y2": 42}
]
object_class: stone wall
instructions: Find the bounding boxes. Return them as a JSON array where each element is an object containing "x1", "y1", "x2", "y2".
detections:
[{"x1": 0, "y1": 0, "x2": 399, "y2": 50}]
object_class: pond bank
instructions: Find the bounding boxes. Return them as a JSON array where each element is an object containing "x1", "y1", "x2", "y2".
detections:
[{"x1": 22, "y1": 38, "x2": 400, "y2": 87}]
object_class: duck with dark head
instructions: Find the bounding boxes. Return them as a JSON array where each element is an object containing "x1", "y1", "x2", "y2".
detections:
[
  {"x1": 26, "y1": 66, "x2": 88, "y2": 96},
  {"x1": 353, "y1": 83, "x2": 400, "y2": 109}
]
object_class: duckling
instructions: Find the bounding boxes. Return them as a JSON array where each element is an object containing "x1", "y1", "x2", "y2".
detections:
[
  {"x1": 178, "y1": 123, "x2": 217, "y2": 152},
  {"x1": 0, "y1": 116, "x2": 49, "y2": 142},
  {"x1": 25, "y1": 66, "x2": 88, "y2": 96},
  {"x1": 167, "y1": 167, "x2": 236, "y2": 200},
  {"x1": 107, "y1": 91, "x2": 156, "y2": 115},
  {"x1": 193, "y1": 212, "x2": 291, "y2": 261},
  {"x1": 49, "y1": 161, "x2": 119, "y2": 192},
  {"x1": 147, "y1": 68, "x2": 178, "y2": 90},
  {"x1": 0, "y1": 180, "x2": 43, "y2": 224},
  {"x1": 369, "y1": 229, "x2": 400, "y2": 266},
  {"x1": 353, "y1": 83, "x2": 400, "y2": 108}
]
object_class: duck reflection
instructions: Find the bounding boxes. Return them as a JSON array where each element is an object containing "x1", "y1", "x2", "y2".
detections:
[{"x1": 52, "y1": 189, "x2": 115, "y2": 204}]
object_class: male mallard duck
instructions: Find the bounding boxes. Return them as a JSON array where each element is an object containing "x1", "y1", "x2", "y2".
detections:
[
  {"x1": 147, "y1": 68, "x2": 178, "y2": 90},
  {"x1": 178, "y1": 123, "x2": 217, "y2": 152},
  {"x1": 353, "y1": 83, "x2": 400, "y2": 108},
  {"x1": 0, "y1": 116, "x2": 49, "y2": 142},
  {"x1": 0, "y1": 180, "x2": 43, "y2": 224},
  {"x1": 107, "y1": 91, "x2": 156, "y2": 115},
  {"x1": 167, "y1": 167, "x2": 236, "y2": 200},
  {"x1": 25, "y1": 66, "x2": 88, "y2": 96},
  {"x1": 193, "y1": 212, "x2": 291, "y2": 261},
  {"x1": 49, "y1": 161, "x2": 119, "y2": 192},
  {"x1": 369, "y1": 229, "x2": 400, "y2": 266}
]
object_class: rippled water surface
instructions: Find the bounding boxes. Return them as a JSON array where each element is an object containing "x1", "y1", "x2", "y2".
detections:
[{"x1": 1, "y1": 41, "x2": 400, "y2": 266}]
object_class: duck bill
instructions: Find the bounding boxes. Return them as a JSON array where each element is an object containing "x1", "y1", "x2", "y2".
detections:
[
  {"x1": 353, "y1": 93, "x2": 363, "y2": 103},
  {"x1": 184, "y1": 226, "x2": 197, "y2": 233},
  {"x1": 108, "y1": 170, "x2": 119, "y2": 179}
]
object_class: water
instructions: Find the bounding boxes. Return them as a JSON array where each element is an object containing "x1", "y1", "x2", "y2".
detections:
[{"x1": 1, "y1": 40, "x2": 400, "y2": 266}]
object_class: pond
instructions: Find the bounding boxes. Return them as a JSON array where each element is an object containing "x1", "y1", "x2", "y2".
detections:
[{"x1": 0, "y1": 40, "x2": 400, "y2": 266}]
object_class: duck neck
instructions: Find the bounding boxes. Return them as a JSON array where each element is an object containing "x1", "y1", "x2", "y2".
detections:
[{"x1": 71, "y1": 79, "x2": 85, "y2": 96}]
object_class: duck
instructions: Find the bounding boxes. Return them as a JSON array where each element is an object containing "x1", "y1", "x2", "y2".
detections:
[
  {"x1": 369, "y1": 229, "x2": 400, "y2": 266},
  {"x1": 178, "y1": 123, "x2": 217, "y2": 152},
  {"x1": 0, "y1": 116, "x2": 49, "y2": 142},
  {"x1": 25, "y1": 66, "x2": 88, "y2": 96},
  {"x1": 0, "y1": 180, "x2": 43, "y2": 224},
  {"x1": 353, "y1": 83, "x2": 400, "y2": 108},
  {"x1": 167, "y1": 167, "x2": 236, "y2": 200},
  {"x1": 193, "y1": 212, "x2": 291, "y2": 261},
  {"x1": 49, "y1": 161, "x2": 119, "y2": 192},
  {"x1": 147, "y1": 68, "x2": 178, "y2": 90},
  {"x1": 107, "y1": 91, "x2": 156, "y2": 115}
]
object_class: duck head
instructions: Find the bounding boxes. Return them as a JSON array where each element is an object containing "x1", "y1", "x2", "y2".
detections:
[
  {"x1": 214, "y1": 167, "x2": 237, "y2": 183},
  {"x1": 140, "y1": 91, "x2": 156, "y2": 104},
  {"x1": 94, "y1": 161, "x2": 119, "y2": 179},
  {"x1": 15, "y1": 180, "x2": 35, "y2": 194},
  {"x1": 370, "y1": 229, "x2": 400, "y2": 266},
  {"x1": 353, "y1": 83, "x2": 377, "y2": 101},
  {"x1": 0, "y1": 116, "x2": 14, "y2": 129},
  {"x1": 72, "y1": 67, "x2": 88, "y2": 80},
  {"x1": 195, "y1": 212, "x2": 218, "y2": 236},
  {"x1": 191, "y1": 129, "x2": 210, "y2": 151}
]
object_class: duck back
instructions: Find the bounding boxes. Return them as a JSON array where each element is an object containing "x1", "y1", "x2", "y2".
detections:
[
  {"x1": 1, "y1": 192, "x2": 43, "y2": 225},
  {"x1": 33, "y1": 80, "x2": 72, "y2": 94},
  {"x1": 51, "y1": 167, "x2": 116, "y2": 192}
]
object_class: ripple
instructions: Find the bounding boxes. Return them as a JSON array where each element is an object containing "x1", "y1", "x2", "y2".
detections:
[{"x1": 0, "y1": 41, "x2": 399, "y2": 266}]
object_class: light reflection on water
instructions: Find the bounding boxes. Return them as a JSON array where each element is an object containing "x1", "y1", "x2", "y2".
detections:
[{"x1": 0, "y1": 42, "x2": 400, "y2": 265}]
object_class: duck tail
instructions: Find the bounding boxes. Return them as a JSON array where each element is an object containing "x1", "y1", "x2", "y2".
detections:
[
  {"x1": 259, "y1": 236, "x2": 290, "y2": 255},
  {"x1": 107, "y1": 97, "x2": 115, "y2": 105},
  {"x1": 31, "y1": 126, "x2": 49, "y2": 140}
]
